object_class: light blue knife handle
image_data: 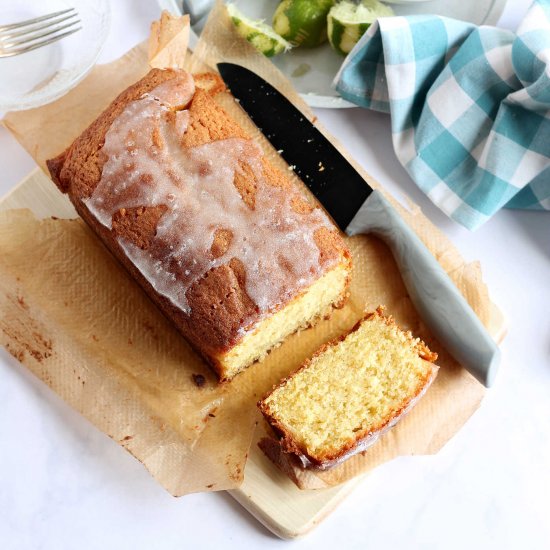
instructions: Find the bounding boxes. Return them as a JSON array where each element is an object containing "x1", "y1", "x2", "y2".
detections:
[{"x1": 346, "y1": 190, "x2": 500, "y2": 387}]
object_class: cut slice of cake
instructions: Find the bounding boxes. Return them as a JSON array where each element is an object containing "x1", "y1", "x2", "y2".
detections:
[{"x1": 258, "y1": 307, "x2": 439, "y2": 469}]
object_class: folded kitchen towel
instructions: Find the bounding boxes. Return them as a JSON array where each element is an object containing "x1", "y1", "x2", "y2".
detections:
[{"x1": 335, "y1": 0, "x2": 550, "y2": 230}]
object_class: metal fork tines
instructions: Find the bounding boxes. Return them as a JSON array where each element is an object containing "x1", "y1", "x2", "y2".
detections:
[{"x1": 0, "y1": 8, "x2": 81, "y2": 58}]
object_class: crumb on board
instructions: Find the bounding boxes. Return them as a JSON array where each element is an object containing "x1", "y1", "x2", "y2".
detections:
[{"x1": 192, "y1": 373, "x2": 206, "y2": 387}]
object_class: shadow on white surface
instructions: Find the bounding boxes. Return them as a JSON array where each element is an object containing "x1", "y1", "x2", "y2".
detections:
[
  {"x1": 501, "y1": 209, "x2": 550, "y2": 261},
  {"x1": 216, "y1": 491, "x2": 279, "y2": 540}
]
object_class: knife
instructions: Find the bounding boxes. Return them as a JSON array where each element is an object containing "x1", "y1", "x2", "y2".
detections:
[{"x1": 217, "y1": 62, "x2": 500, "y2": 387}]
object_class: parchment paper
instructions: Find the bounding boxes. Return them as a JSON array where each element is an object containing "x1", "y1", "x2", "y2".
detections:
[{"x1": 0, "y1": 4, "x2": 493, "y2": 495}]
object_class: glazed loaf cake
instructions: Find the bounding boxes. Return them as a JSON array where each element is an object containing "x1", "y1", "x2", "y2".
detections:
[
  {"x1": 258, "y1": 307, "x2": 438, "y2": 469},
  {"x1": 47, "y1": 68, "x2": 351, "y2": 381}
]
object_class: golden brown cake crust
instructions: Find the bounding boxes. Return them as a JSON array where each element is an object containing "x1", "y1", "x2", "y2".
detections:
[
  {"x1": 47, "y1": 69, "x2": 351, "y2": 376},
  {"x1": 258, "y1": 307, "x2": 438, "y2": 469}
]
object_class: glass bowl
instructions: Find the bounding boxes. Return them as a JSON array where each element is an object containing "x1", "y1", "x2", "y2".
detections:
[{"x1": 0, "y1": 0, "x2": 111, "y2": 112}]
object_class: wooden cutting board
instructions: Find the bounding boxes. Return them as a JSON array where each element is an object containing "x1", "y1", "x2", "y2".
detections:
[{"x1": 0, "y1": 168, "x2": 507, "y2": 539}]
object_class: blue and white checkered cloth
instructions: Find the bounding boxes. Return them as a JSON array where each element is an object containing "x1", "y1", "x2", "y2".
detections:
[{"x1": 335, "y1": 0, "x2": 550, "y2": 230}]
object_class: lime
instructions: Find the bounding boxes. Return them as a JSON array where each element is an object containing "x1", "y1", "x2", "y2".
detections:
[
  {"x1": 272, "y1": 0, "x2": 335, "y2": 48},
  {"x1": 227, "y1": 4, "x2": 292, "y2": 57},
  {"x1": 327, "y1": 0, "x2": 394, "y2": 56}
]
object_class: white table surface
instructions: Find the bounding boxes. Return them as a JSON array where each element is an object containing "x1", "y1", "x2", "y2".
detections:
[{"x1": 1, "y1": 1, "x2": 549, "y2": 548}]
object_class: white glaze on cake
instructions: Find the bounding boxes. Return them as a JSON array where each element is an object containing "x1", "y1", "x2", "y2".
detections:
[{"x1": 85, "y1": 75, "x2": 335, "y2": 317}]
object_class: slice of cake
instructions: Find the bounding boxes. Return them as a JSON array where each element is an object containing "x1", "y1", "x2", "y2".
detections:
[
  {"x1": 258, "y1": 307, "x2": 438, "y2": 469},
  {"x1": 47, "y1": 68, "x2": 351, "y2": 381}
]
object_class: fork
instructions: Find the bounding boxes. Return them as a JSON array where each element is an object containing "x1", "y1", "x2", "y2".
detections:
[{"x1": 0, "y1": 8, "x2": 81, "y2": 58}]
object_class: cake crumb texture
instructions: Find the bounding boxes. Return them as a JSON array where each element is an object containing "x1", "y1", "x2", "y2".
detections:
[{"x1": 259, "y1": 307, "x2": 438, "y2": 466}]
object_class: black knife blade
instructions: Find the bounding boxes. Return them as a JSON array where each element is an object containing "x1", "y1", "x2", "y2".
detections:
[{"x1": 218, "y1": 63, "x2": 371, "y2": 230}]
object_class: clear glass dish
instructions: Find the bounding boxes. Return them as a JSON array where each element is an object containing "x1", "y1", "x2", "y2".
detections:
[{"x1": 0, "y1": 0, "x2": 111, "y2": 112}]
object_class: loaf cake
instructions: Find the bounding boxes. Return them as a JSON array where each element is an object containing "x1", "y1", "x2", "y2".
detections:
[
  {"x1": 47, "y1": 68, "x2": 351, "y2": 381},
  {"x1": 258, "y1": 307, "x2": 438, "y2": 469}
]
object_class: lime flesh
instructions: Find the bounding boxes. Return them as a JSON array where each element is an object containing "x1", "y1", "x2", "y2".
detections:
[
  {"x1": 273, "y1": 0, "x2": 335, "y2": 48},
  {"x1": 328, "y1": 0, "x2": 394, "y2": 55},
  {"x1": 227, "y1": 3, "x2": 292, "y2": 57}
]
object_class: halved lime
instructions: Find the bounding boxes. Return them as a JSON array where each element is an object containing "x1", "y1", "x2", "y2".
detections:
[
  {"x1": 272, "y1": 0, "x2": 335, "y2": 48},
  {"x1": 227, "y1": 4, "x2": 292, "y2": 57},
  {"x1": 328, "y1": 0, "x2": 394, "y2": 56}
]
